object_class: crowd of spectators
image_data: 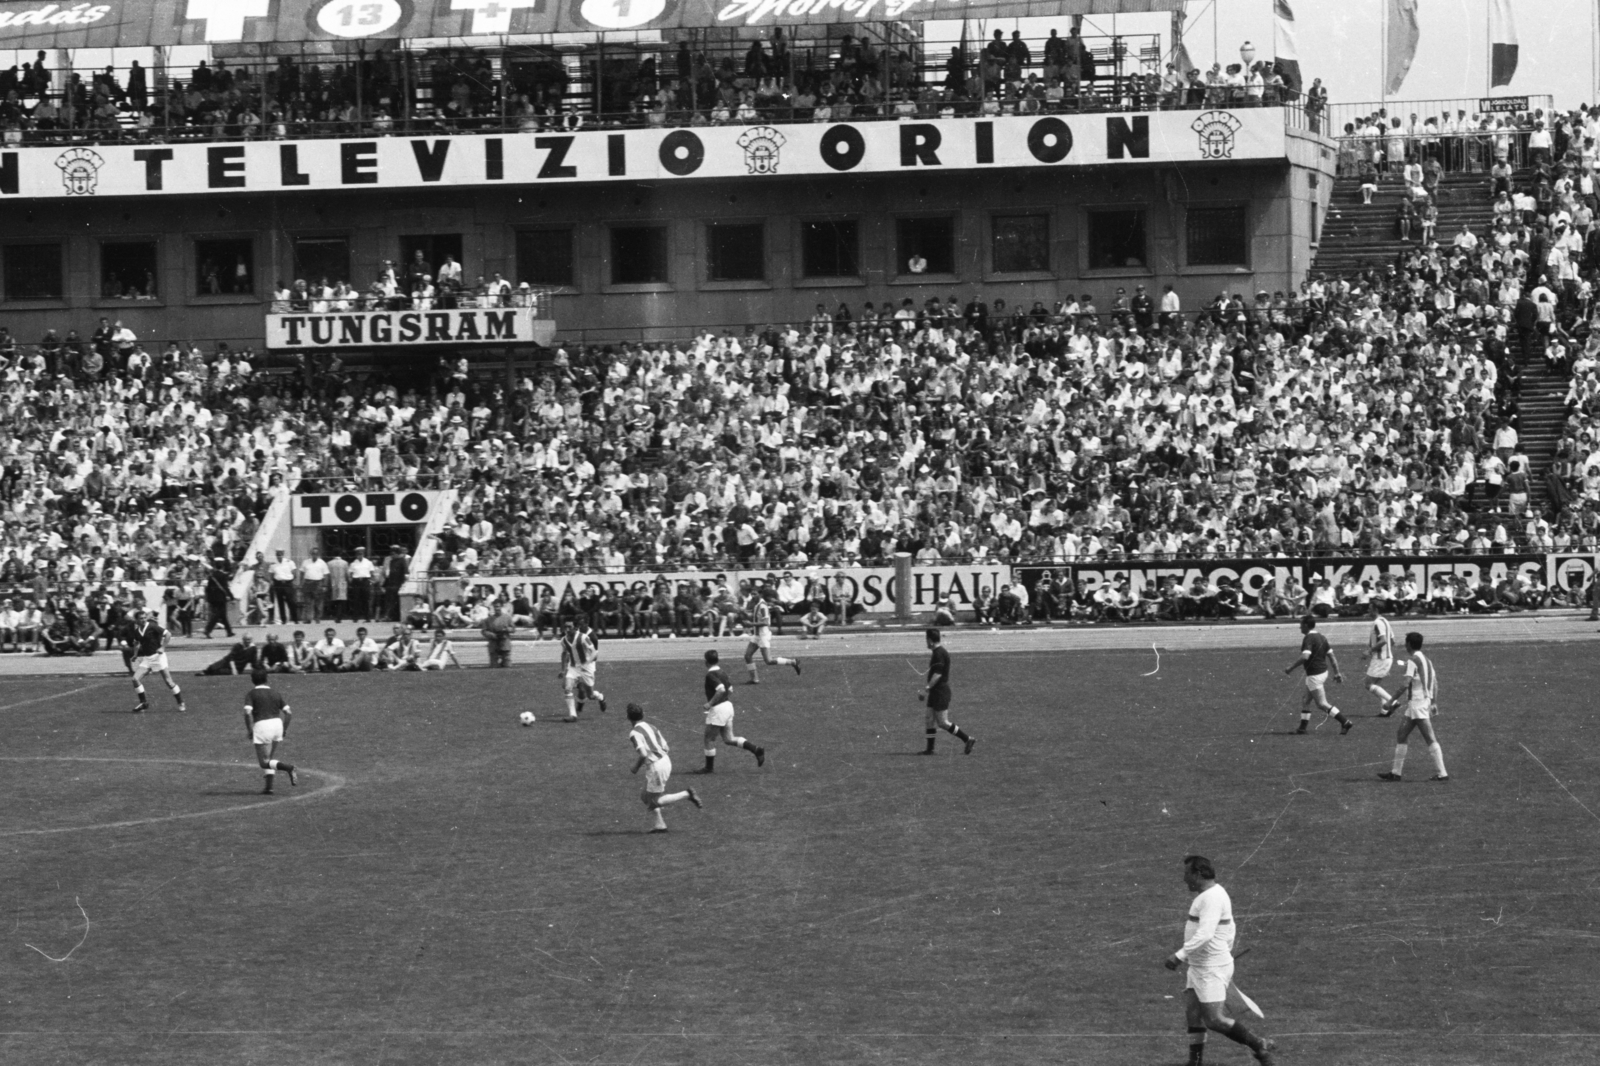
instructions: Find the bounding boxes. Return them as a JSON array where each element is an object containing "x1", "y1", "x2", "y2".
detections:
[
  {"x1": 0, "y1": 32, "x2": 1318, "y2": 146},
  {"x1": 269, "y1": 251, "x2": 544, "y2": 316}
]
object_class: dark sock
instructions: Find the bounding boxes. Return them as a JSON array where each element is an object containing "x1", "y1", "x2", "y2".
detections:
[
  {"x1": 1223, "y1": 1020, "x2": 1264, "y2": 1052},
  {"x1": 925, "y1": 727, "x2": 937, "y2": 753},
  {"x1": 704, "y1": 755, "x2": 714, "y2": 772},
  {"x1": 741, "y1": 739, "x2": 759, "y2": 753},
  {"x1": 947, "y1": 725, "x2": 970, "y2": 742},
  {"x1": 1187, "y1": 1028, "x2": 1206, "y2": 1065}
]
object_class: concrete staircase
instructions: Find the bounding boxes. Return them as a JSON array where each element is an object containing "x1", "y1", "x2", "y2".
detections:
[
  {"x1": 1512, "y1": 332, "x2": 1569, "y2": 515},
  {"x1": 1314, "y1": 172, "x2": 1503, "y2": 275}
]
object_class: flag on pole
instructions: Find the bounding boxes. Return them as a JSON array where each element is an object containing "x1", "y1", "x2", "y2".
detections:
[
  {"x1": 1490, "y1": 0, "x2": 1519, "y2": 87},
  {"x1": 1272, "y1": 0, "x2": 1302, "y2": 93},
  {"x1": 1385, "y1": 0, "x2": 1421, "y2": 95}
]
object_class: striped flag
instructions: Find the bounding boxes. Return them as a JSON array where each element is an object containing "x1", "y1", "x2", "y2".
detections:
[
  {"x1": 1491, "y1": 0, "x2": 1519, "y2": 87},
  {"x1": 1273, "y1": 0, "x2": 1302, "y2": 93},
  {"x1": 1385, "y1": 0, "x2": 1421, "y2": 95}
]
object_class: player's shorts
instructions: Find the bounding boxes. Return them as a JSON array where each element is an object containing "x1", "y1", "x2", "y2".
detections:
[
  {"x1": 746, "y1": 628, "x2": 772, "y2": 651},
  {"x1": 131, "y1": 653, "x2": 169, "y2": 676},
  {"x1": 1304, "y1": 671, "x2": 1328, "y2": 693},
  {"x1": 565, "y1": 665, "x2": 596, "y2": 690},
  {"x1": 927, "y1": 684, "x2": 951, "y2": 712},
  {"x1": 644, "y1": 756, "x2": 672, "y2": 794},
  {"x1": 1185, "y1": 959, "x2": 1234, "y2": 1003},
  {"x1": 1404, "y1": 700, "x2": 1433, "y2": 721},
  {"x1": 705, "y1": 700, "x2": 735, "y2": 728},
  {"x1": 251, "y1": 718, "x2": 284, "y2": 746},
  {"x1": 1365, "y1": 658, "x2": 1393, "y2": 680}
]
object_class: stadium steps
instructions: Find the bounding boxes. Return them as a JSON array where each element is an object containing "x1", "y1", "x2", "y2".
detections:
[
  {"x1": 1513, "y1": 332, "x2": 1569, "y2": 511},
  {"x1": 1312, "y1": 172, "x2": 1510, "y2": 275}
]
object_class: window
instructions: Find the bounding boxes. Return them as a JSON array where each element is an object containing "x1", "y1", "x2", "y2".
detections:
[
  {"x1": 991, "y1": 214, "x2": 1050, "y2": 274},
  {"x1": 1086, "y1": 209, "x2": 1148, "y2": 271},
  {"x1": 516, "y1": 227, "x2": 574, "y2": 287},
  {"x1": 3, "y1": 243, "x2": 63, "y2": 300},
  {"x1": 293, "y1": 236, "x2": 351, "y2": 287},
  {"x1": 801, "y1": 220, "x2": 859, "y2": 278},
  {"x1": 399, "y1": 234, "x2": 464, "y2": 284},
  {"x1": 195, "y1": 238, "x2": 254, "y2": 295},
  {"x1": 1186, "y1": 206, "x2": 1249, "y2": 267},
  {"x1": 895, "y1": 216, "x2": 955, "y2": 276},
  {"x1": 610, "y1": 225, "x2": 669, "y2": 285},
  {"x1": 100, "y1": 241, "x2": 158, "y2": 300},
  {"x1": 707, "y1": 223, "x2": 765, "y2": 282}
]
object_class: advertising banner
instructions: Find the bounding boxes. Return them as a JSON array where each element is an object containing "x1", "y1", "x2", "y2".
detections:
[
  {"x1": 292, "y1": 490, "x2": 441, "y2": 527},
  {"x1": 0, "y1": 111, "x2": 1288, "y2": 201},
  {"x1": 266, "y1": 308, "x2": 544, "y2": 350}
]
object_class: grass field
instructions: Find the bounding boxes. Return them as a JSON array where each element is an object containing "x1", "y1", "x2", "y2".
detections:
[{"x1": 3, "y1": 639, "x2": 1599, "y2": 1066}]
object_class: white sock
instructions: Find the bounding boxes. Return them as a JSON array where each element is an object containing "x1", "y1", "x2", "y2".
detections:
[
  {"x1": 747, "y1": 664, "x2": 759, "y2": 680},
  {"x1": 703, "y1": 747, "x2": 715, "y2": 758},
  {"x1": 727, "y1": 736, "x2": 746, "y2": 747},
  {"x1": 1429, "y1": 742, "x2": 1447, "y2": 776},
  {"x1": 775, "y1": 657, "x2": 793, "y2": 666},
  {"x1": 651, "y1": 808, "x2": 666, "y2": 829},
  {"x1": 565, "y1": 695, "x2": 576, "y2": 717},
  {"x1": 1392, "y1": 744, "x2": 1408, "y2": 775}
]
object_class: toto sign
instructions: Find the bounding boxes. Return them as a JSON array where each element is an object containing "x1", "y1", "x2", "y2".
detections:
[{"x1": 292, "y1": 491, "x2": 438, "y2": 527}]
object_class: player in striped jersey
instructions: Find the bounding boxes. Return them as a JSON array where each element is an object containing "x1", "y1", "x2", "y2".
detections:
[
  {"x1": 558, "y1": 619, "x2": 608, "y2": 721},
  {"x1": 743, "y1": 595, "x2": 801, "y2": 684},
  {"x1": 1378, "y1": 632, "x2": 1449, "y2": 782},
  {"x1": 628, "y1": 703, "x2": 701, "y2": 833},
  {"x1": 1364, "y1": 600, "x2": 1397, "y2": 714}
]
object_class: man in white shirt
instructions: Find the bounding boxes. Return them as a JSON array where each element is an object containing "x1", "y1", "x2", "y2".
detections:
[
  {"x1": 1164, "y1": 855, "x2": 1277, "y2": 1065},
  {"x1": 299, "y1": 548, "x2": 330, "y2": 624},
  {"x1": 269, "y1": 550, "x2": 299, "y2": 624},
  {"x1": 347, "y1": 627, "x2": 382, "y2": 671},
  {"x1": 0, "y1": 598, "x2": 21, "y2": 651},
  {"x1": 311, "y1": 627, "x2": 345, "y2": 672},
  {"x1": 347, "y1": 546, "x2": 377, "y2": 622}
]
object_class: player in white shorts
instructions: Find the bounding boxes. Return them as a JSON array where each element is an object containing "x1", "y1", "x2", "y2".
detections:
[
  {"x1": 627, "y1": 703, "x2": 701, "y2": 833},
  {"x1": 1286, "y1": 615, "x2": 1352, "y2": 735},
  {"x1": 1364, "y1": 600, "x2": 1396, "y2": 713},
  {"x1": 558, "y1": 619, "x2": 607, "y2": 721},
  {"x1": 1165, "y1": 855, "x2": 1276, "y2": 1066},
  {"x1": 743, "y1": 596, "x2": 800, "y2": 683},
  {"x1": 121, "y1": 608, "x2": 186, "y2": 713},
  {"x1": 1378, "y1": 632, "x2": 1449, "y2": 782},
  {"x1": 695, "y1": 649, "x2": 765, "y2": 774}
]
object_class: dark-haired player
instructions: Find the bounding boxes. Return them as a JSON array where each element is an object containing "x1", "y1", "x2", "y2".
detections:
[
  {"x1": 744, "y1": 594, "x2": 800, "y2": 683},
  {"x1": 243, "y1": 669, "x2": 297, "y2": 795},
  {"x1": 695, "y1": 649, "x2": 765, "y2": 773},
  {"x1": 1164, "y1": 855, "x2": 1276, "y2": 1066},
  {"x1": 627, "y1": 702, "x2": 701, "y2": 833},
  {"x1": 559, "y1": 618, "x2": 607, "y2": 721},
  {"x1": 1364, "y1": 599, "x2": 1397, "y2": 713},
  {"x1": 123, "y1": 607, "x2": 186, "y2": 713},
  {"x1": 1378, "y1": 632, "x2": 1449, "y2": 782},
  {"x1": 1285, "y1": 615, "x2": 1352, "y2": 735},
  {"x1": 919, "y1": 628, "x2": 974, "y2": 754}
]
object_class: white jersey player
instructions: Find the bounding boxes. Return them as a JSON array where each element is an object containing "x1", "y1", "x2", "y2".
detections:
[
  {"x1": 558, "y1": 618, "x2": 607, "y2": 721},
  {"x1": 627, "y1": 703, "x2": 701, "y2": 833},
  {"x1": 1364, "y1": 600, "x2": 1396, "y2": 712},
  {"x1": 1378, "y1": 632, "x2": 1449, "y2": 783},
  {"x1": 742, "y1": 595, "x2": 800, "y2": 684},
  {"x1": 1164, "y1": 855, "x2": 1276, "y2": 1065}
]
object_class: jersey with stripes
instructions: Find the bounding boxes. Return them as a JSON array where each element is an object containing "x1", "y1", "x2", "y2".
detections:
[
  {"x1": 1404, "y1": 652, "x2": 1437, "y2": 704},
  {"x1": 630, "y1": 721, "x2": 669, "y2": 760},
  {"x1": 1369, "y1": 616, "x2": 1394, "y2": 658}
]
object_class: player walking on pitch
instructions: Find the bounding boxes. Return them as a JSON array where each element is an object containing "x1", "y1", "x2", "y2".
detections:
[
  {"x1": 695, "y1": 649, "x2": 765, "y2": 774},
  {"x1": 1164, "y1": 855, "x2": 1277, "y2": 1066},
  {"x1": 1364, "y1": 600, "x2": 1396, "y2": 713},
  {"x1": 243, "y1": 669, "x2": 297, "y2": 795},
  {"x1": 123, "y1": 608, "x2": 186, "y2": 713},
  {"x1": 558, "y1": 619, "x2": 607, "y2": 721},
  {"x1": 1378, "y1": 632, "x2": 1449, "y2": 782},
  {"x1": 919, "y1": 628, "x2": 975, "y2": 754},
  {"x1": 744, "y1": 595, "x2": 800, "y2": 683},
  {"x1": 628, "y1": 702, "x2": 702, "y2": 833},
  {"x1": 1286, "y1": 615, "x2": 1353, "y2": 735}
]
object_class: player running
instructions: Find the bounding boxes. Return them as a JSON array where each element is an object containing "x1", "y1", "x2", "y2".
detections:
[
  {"x1": 743, "y1": 594, "x2": 800, "y2": 683},
  {"x1": 1164, "y1": 855, "x2": 1277, "y2": 1066},
  {"x1": 1378, "y1": 632, "x2": 1449, "y2": 783},
  {"x1": 627, "y1": 702, "x2": 702, "y2": 833},
  {"x1": 558, "y1": 618, "x2": 608, "y2": 721},
  {"x1": 1364, "y1": 600, "x2": 1397, "y2": 713},
  {"x1": 919, "y1": 628, "x2": 975, "y2": 754},
  {"x1": 122, "y1": 608, "x2": 186, "y2": 713},
  {"x1": 1285, "y1": 615, "x2": 1352, "y2": 735},
  {"x1": 695, "y1": 649, "x2": 765, "y2": 774},
  {"x1": 243, "y1": 669, "x2": 297, "y2": 795}
]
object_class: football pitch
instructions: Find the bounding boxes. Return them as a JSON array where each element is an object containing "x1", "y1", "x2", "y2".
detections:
[{"x1": 4, "y1": 637, "x2": 1599, "y2": 1066}]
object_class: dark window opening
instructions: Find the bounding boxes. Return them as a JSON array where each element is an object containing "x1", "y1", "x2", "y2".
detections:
[
  {"x1": 3, "y1": 243, "x2": 63, "y2": 300},
  {"x1": 101, "y1": 241, "x2": 159, "y2": 300},
  {"x1": 517, "y1": 227, "x2": 575, "y2": 288},
  {"x1": 293, "y1": 237, "x2": 351, "y2": 288},
  {"x1": 1186, "y1": 206, "x2": 1249, "y2": 267},
  {"x1": 801, "y1": 220, "x2": 860, "y2": 278},
  {"x1": 1087, "y1": 209, "x2": 1148, "y2": 271},
  {"x1": 707, "y1": 223, "x2": 765, "y2": 282},
  {"x1": 196, "y1": 238, "x2": 254, "y2": 295},
  {"x1": 991, "y1": 214, "x2": 1051, "y2": 273},
  {"x1": 610, "y1": 226, "x2": 669, "y2": 285},
  {"x1": 896, "y1": 216, "x2": 956, "y2": 276}
]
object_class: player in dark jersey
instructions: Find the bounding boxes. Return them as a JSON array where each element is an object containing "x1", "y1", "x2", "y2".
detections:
[
  {"x1": 695, "y1": 649, "x2": 765, "y2": 774},
  {"x1": 1285, "y1": 615, "x2": 1352, "y2": 735},
  {"x1": 243, "y1": 669, "x2": 298, "y2": 795},
  {"x1": 122, "y1": 608, "x2": 186, "y2": 713},
  {"x1": 919, "y1": 628, "x2": 975, "y2": 754}
]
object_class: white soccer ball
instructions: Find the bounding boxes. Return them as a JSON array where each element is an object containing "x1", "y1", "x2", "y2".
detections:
[{"x1": 519, "y1": 711, "x2": 536, "y2": 726}]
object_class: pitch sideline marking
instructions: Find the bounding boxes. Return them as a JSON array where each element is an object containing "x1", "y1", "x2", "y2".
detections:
[
  {"x1": 0, "y1": 680, "x2": 120, "y2": 712},
  {"x1": 1520, "y1": 743, "x2": 1600, "y2": 828},
  {"x1": 0, "y1": 756, "x2": 348, "y2": 837}
]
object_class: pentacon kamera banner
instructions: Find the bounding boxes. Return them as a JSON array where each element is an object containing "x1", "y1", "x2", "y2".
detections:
[{"x1": 3, "y1": 110, "x2": 1288, "y2": 201}]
